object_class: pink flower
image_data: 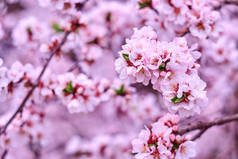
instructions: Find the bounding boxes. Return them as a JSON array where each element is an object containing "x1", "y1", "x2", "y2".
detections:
[
  {"x1": 175, "y1": 141, "x2": 196, "y2": 159},
  {"x1": 132, "y1": 114, "x2": 196, "y2": 159},
  {"x1": 12, "y1": 17, "x2": 49, "y2": 47},
  {"x1": 116, "y1": 26, "x2": 207, "y2": 117}
]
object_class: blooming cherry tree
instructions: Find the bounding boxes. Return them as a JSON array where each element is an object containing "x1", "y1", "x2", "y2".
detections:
[{"x1": 0, "y1": 0, "x2": 238, "y2": 159}]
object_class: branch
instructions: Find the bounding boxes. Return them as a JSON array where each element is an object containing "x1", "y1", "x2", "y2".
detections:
[
  {"x1": 150, "y1": 7, "x2": 159, "y2": 15},
  {"x1": 214, "y1": 0, "x2": 238, "y2": 10},
  {"x1": 178, "y1": 113, "x2": 238, "y2": 135},
  {"x1": 191, "y1": 127, "x2": 208, "y2": 141},
  {"x1": 224, "y1": 0, "x2": 238, "y2": 6},
  {"x1": 0, "y1": 31, "x2": 70, "y2": 135},
  {"x1": 1, "y1": 149, "x2": 8, "y2": 159}
]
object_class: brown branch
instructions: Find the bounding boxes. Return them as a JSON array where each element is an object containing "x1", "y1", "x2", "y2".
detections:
[
  {"x1": 191, "y1": 127, "x2": 208, "y2": 141},
  {"x1": 214, "y1": 0, "x2": 238, "y2": 10},
  {"x1": 178, "y1": 113, "x2": 238, "y2": 135},
  {"x1": 224, "y1": 0, "x2": 238, "y2": 6},
  {"x1": 1, "y1": 149, "x2": 8, "y2": 159},
  {"x1": 0, "y1": 31, "x2": 70, "y2": 135}
]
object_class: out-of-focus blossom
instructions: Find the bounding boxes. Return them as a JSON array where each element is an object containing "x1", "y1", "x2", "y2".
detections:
[
  {"x1": 12, "y1": 17, "x2": 50, "y2": 47},
  {"x1": 0, "y1": 23, "x2": 4, "y2": 40},
  {"x1": 138, "y1": 0, "x2": 220, "y2": 39},
  {"x1": 55, "y1": 73, "x2": 110, "y2": 113}
]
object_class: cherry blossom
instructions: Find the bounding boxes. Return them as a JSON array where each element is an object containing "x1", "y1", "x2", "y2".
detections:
[
  {"x1": 132, "y1": 114, "x2": 196, "y2": 159},
  {"x1": 55, "y1": 73, "x2": 110, "y2": 113},
  {"x1": 1, "y1": 0, "x2": 238, "y2": 158},
  {"x1": 137, "y1": 0, "x2": 220, "y2": 39},
  {"x1": 116, "y1": 26, "x2": 207, "y2": 116},
  {"x1": 12, "y1": 17, "x2": 50, "y2": 47}
]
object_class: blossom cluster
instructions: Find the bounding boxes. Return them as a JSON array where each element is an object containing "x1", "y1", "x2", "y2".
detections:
[
  {"x1": 201, "y1": 21, "x2": 238, "y2": 68},
  {"x1": 1, "y1": 0, "x2": 238, "y2": 158},
  {"x1": 65, "y1": 134, "x2": 134, "y2": 159},
  {"x1": 138, "y1": 0, "x2": 220, "y2": 39},
  {"x1": 108, "y1": 80, "x2": 160, "y2": 123},
  {"x1": 0, "y1": 59, "x2": 110, "y2": 113},
  {"x1": 36, "y1": 1, "x2": 141, "y2": 74},
  {"x1": 115, "y1": 26, "x2": 207, "y2": 117},
  {"x1": 58, "y1": 1, "x2": 140, "y2": 73},
  {"x1": 55, "y1": 73, "x2": 110, "y2": 113},
  {"x1": 132, "y1": 114, "x2": 196, "y2": 159},
  {"x1": 0, "y1": 105, "x2": 45, "y2": 151},
  {"x1": 37, "y1": 0, "x2": 85, "y2": 15},
  {"x1": 1, "y1": 58, "x2": 161, "y2": 118}
]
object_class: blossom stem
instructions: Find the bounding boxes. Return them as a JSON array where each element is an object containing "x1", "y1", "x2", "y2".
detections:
[
  {"x1": 178, "y1": 113, "x2": 238, "y2": 135},
  {"x1": 150, "y1": 7, "x2": 159, "y2": 15},
  {"x1": 0, "y1": 31, "x2": 70, "y2": 135}
]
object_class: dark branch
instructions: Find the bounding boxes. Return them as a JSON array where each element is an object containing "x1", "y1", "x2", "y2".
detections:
[
  {"x1": 150, "y1": 7, "x2": 159, "y2": 15},
  {"x1": 1, "y1": 149, "x2": 8, "y2": 159},
  {"x1": 191, "y1": 128, "x2": 208, "y2": 141},
  {"x1": 214, "y1": 0, "x2": 238, "y2": 10},
  {"x1": 178, "y1": 113, "x2": 238, "y2": 135}
]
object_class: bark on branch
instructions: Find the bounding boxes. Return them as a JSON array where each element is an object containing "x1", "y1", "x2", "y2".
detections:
[{"x1": 178, "y1": 113, "x2": 238, "y2": 135}]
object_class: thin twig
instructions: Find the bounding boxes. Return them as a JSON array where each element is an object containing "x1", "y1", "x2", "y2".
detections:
[
  {"x1": 150, "y1": 7, "x2": 159, "y2": 15},
  {"x1": 178, "y1": 113, "x2": 238, "y2": 135},
  {"x1": 0, "y1": 31, "x2": 70, "y2": 135},
  {"x1": 191, "y1": 127, "x2": 209, "y2": 141}
]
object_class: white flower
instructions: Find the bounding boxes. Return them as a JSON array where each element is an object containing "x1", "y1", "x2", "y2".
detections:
[{"x1": 175, "y1": 141, "x2": 196, "y2": 159}]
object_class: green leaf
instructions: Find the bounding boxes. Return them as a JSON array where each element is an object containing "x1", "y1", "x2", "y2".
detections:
[
  {"x1": 158, "y1": 60, "x2": 169, "y2": 71},
  {"x1": 122, "y1": 53, "x2": 130, "y2": 61},
  {"x1": 159, "y1": 62, "x2": 166, "y2": 71},
  {"x1": 114, "y1": 84, "x2": 125, "y2": 96},
  {"x1": 171, "y1": 94, "x2": 187, "y2": 104},
  {"x1": 26, "y1": 27, "x2": 32, "y2": 34},
  {"x1": 138, "y1": 2, "x2": 148, "y2": 9},
  {"x1": 52, "y1": 23, "x2": 63, "y2": 33},
  {"x1": 63, "y1": 81, "x2": 75, "y2": 94},
  {"x1": 148, "y1": 143, "x2": 158, "y2": 148},
  {"x1": 172, "y1": 143, "x2": 180, "y2": 150},
  {"x1": 106, "y1": 12, "x2": 111, "y2": 22}
]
